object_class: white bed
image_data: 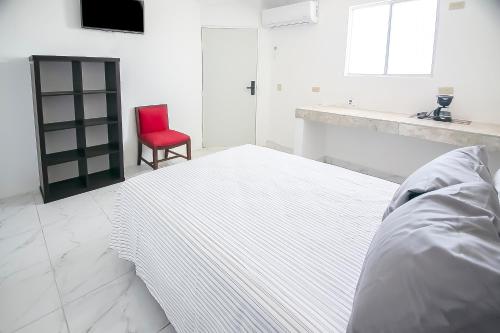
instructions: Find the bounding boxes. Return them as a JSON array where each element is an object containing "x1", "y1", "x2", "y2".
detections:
[{"x1": 110, "y1": 145, "x2": 398, "y2": 332}]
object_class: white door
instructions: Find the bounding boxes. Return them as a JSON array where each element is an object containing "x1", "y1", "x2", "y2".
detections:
[{"x1": 202, "y1": 28, "x2": 258, "y2": 147}]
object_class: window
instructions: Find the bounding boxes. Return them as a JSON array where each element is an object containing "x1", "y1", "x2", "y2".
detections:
[{"x1": 345, "y1": 0, "x2": 438, "y2": 76}]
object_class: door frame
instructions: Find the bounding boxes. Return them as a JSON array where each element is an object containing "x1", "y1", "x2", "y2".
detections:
[{"x1": 201, "y1": 26, "x2": 260, "y2": 148}]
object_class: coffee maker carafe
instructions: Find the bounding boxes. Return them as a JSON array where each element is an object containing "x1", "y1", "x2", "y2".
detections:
[{"x1": 433, "y1": 95, "x2": 454, "y2": 122}]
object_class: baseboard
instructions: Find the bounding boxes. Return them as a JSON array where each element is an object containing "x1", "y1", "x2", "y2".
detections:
[
  {"x1": 323, "y1": 156, "x2": 404, "y2": 184},
  {"x1": 265, "y1": 140, "x2": 293, "y2": 154}
]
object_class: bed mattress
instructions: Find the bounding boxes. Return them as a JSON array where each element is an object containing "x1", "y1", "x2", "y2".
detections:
[{"x1": 110, "y1": 145, "x2": 398, "y2": 332}]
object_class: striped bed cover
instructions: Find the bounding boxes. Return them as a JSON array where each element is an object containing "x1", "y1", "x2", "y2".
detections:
[{"x1": 110, "y1": 145, "x2": 398, "y2": 332}]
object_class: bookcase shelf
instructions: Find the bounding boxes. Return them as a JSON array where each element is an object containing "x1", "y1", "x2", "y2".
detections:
[
  {"x1": 43, "y1": 120, "x2": 79, "y2": 132},
  {"x1": 44, "y1": 143, "x2": 120, "y2": 166},
  {"x1": 45, "y1": 149, "x2": 82, "y2": 166},
  {"x1": 41, "y1": 90, "x2": 117, "y2": 97},
  {"x1": 43, "y1": 117, "x2": 118, "y2": 132},
  {"x1": 86, "y1": 143, "x2": 120, "y2": 158},
  {"x1": 30, "y1": 55, "x2": 125, "y2": 203},
  {"x1": 83, "y1": 117, "x2": 118, "y2": 127}
]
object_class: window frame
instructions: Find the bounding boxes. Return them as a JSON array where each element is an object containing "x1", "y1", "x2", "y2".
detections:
[{"x1": 344, "y1": 0, "x2": 439, "y2": 78}]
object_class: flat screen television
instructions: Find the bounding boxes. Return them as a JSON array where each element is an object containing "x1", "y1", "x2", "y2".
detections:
[{"x1": 81, "y1": 0, "x2": 144, "y2": 34}]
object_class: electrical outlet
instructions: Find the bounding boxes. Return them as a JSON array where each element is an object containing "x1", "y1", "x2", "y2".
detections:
[
  {"x1": 312, "y1": 86, "x2": 321, "y2": 93},
  {"x1": 277, "y1": 84, "x2": 282, "y2": 91},
  {"x1": 438, "y1": 87, "x2": 454, "y2": 95},
  {"x1": 348, "y1": 99, "x2": 354, "y2": 106},
  {"x1": 449, "y1": 1, "x2": 465, "y2": 10}
]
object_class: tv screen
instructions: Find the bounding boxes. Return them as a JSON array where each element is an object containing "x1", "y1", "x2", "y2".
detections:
[{"x1": 81, "y1": 0, "x2": 144, "y2": 34}]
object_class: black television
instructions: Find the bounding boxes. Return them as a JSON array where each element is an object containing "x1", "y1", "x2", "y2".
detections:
[{"x1": 81, "y1": 0, "x2": 144, "y2": 34}]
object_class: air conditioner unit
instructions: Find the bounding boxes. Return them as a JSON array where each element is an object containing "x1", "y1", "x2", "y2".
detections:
[{"x1": 262, "y1": 1, "x2": 318, "y2": 28}]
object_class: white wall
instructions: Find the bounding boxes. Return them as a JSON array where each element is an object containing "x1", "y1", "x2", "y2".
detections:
[
  {"x1": 0, "y1": 0, "x2": 203, "y2": 199},
  {"x1": 201, "y1": 0, "x2": 262, "y2": 27},
  {"x1": 261, "y1": 0, "x2": 500, "y2": 176}
]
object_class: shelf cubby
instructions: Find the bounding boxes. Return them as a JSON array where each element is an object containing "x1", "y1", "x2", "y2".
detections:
[
  {"x1": 88, "y1": 169, "x2": 123, "y2": 189},
  {"x1": 46, "y1": 176, "x2": 88, "y2": 202},
  {"x1": 30, "y1": 55, "x2": 124, "y2": 203}
]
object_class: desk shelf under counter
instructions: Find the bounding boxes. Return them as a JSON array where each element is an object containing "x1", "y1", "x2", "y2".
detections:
[{"x1": 294, "y1": 106, "x2": 500, "y2": 182}]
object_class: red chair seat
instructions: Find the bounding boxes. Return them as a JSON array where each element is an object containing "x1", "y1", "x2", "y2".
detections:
[{"x1": 140, "y1": 130, "x2": 190, "y2": 148}]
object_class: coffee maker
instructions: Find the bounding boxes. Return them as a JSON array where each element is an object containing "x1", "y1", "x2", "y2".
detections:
[{"x1": 433, "y1": 95, "x2": 454, "y2": 122}]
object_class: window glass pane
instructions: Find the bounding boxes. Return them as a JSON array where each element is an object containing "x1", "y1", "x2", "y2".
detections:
[
  {"x1": 347, "y1": 4, "x2": 390, "y2": 75},
  {"x1": 387, "y1": 0, "x2": 437, "y2": 75}
]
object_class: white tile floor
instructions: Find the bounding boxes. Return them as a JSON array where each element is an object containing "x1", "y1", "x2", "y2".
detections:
[{"x1": 0, "y1": 147, "x2": 225, "y2": 333}]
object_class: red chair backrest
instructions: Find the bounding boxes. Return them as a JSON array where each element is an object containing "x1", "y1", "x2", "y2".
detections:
[{"x1": 136, "y1": 104, "x2": 169, "y2": 135}]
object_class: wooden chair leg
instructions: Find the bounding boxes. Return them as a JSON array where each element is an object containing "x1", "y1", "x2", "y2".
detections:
[
  {"x1": 137, "y1": 143, "x2": 142, "y2": 165},
  {"x1": 153, "y1": 148, "x2": 159, "y2": 170},
  {"x1": 165, "y1": 149, "x2": 169, "y2": 160},
  {"x1": 187, "y1": 140, "x2": 192, "y2": 160}
]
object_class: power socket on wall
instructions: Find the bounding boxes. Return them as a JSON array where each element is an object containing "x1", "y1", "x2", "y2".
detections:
[
  {"x1": 449, "y1": 1, "x2": 466, "y2": 10},
  {"x1": 438, "y1": 87, "x2": 454, "y2": 95}
]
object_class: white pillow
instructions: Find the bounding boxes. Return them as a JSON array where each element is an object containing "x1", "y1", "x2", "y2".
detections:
[
  {"x1": 349, "y1": 182, "x2": 500, "y2": 332},
  {"x1": 495, "y1": 170, "x2": 500, "y2": 200},
  {"x1": 383, "y1": 146, "x2": 492, "y2": 220}
]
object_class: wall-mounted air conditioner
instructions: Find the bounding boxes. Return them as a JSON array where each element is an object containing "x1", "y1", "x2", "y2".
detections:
[{"x1": 262, "y1": 1, "x2": 318, "y2": 28}]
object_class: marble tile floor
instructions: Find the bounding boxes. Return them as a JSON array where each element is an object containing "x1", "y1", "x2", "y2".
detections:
[{"x1": 0, "y1": 147, "x2": 225, "y2": 333}]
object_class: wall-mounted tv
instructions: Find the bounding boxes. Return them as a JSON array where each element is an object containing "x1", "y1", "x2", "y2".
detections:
[{"x1": 81, "y1": 0, "x2": 144, "y2": 34}]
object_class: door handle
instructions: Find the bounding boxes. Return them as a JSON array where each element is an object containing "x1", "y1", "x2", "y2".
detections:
[{"x1": 246, "y1": 81, "x2": 256, "y2": 96}]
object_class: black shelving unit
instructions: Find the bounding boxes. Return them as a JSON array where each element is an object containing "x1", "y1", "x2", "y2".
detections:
[{"x1": 30, "y1": 55, "x2": 124, "y2": 203}]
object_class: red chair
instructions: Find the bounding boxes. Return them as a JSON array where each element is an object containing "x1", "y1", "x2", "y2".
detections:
[{"x1": 135, "y1": 104, "x2": 191, "y2": 170}]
